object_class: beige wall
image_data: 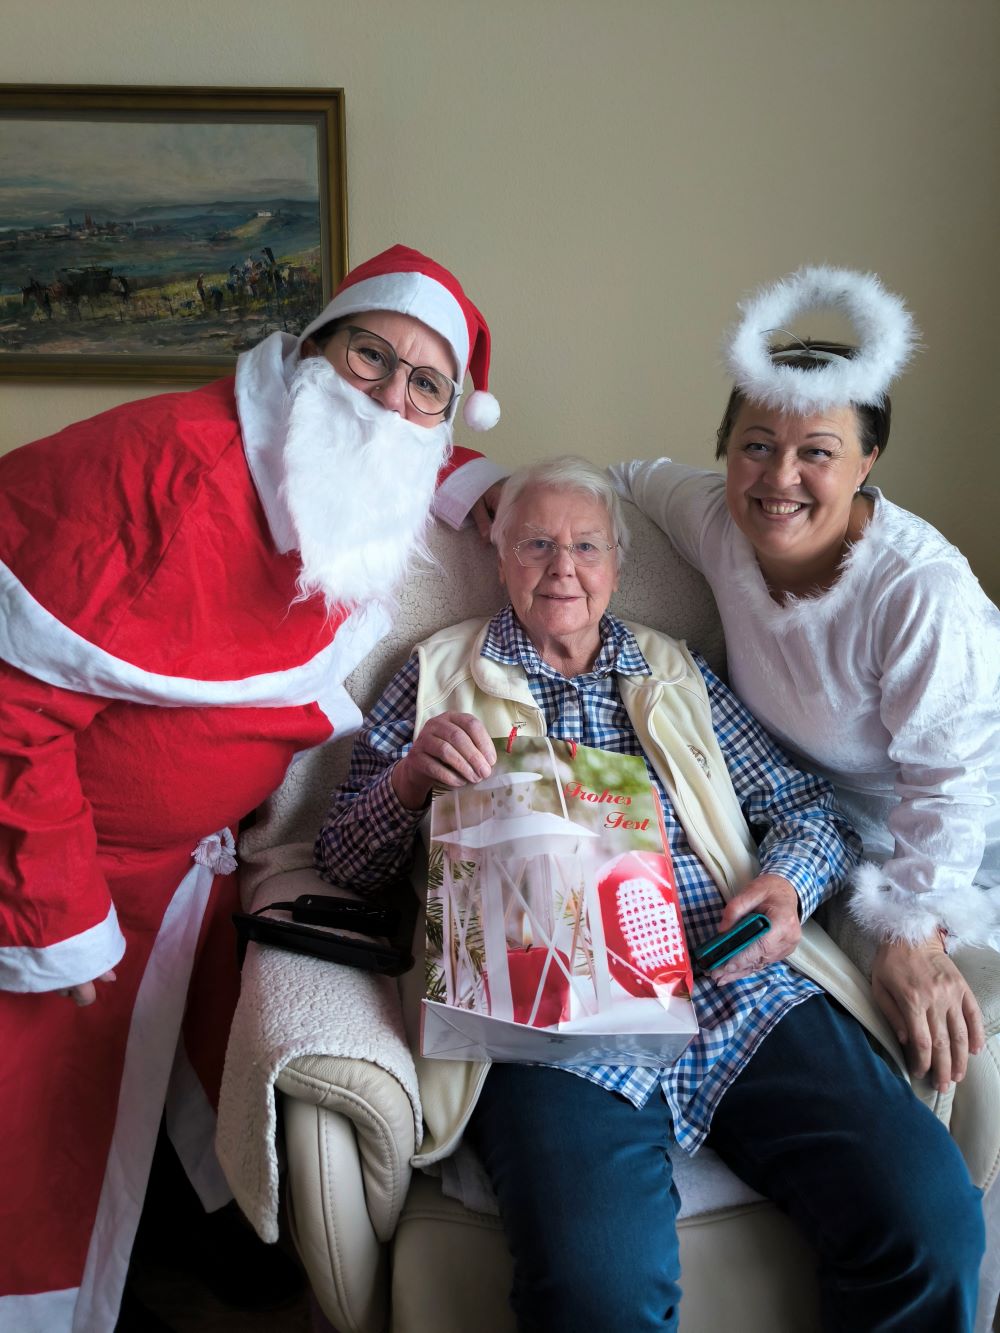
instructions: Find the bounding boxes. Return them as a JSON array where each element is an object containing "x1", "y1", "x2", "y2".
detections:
[{"x1": 2, "y1": 0, "x2": 997, "y2": 597}]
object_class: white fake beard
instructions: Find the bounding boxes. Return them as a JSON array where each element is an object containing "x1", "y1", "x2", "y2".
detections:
[{"x1": 280, "y1": 355, "x2": 452, "y2": 610}]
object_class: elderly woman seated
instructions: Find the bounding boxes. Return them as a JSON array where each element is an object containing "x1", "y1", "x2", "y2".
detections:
[{"x1": 314, "y1": 456, "x2": 983, "y2": 1333}]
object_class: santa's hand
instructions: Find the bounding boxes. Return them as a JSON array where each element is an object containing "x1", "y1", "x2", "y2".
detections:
[
  {"x1": 392, "y1": 712, "x2": 497, "y2": 810},
  {"x1": 470, "y1": 481, "x2": 505, "y2": 541},
  {"x1": 57, "y1": 970, "x2": 117, "y2": 1007},
  {"x1": 712, "y1": 875, "x2": 802, "y2": 981},
  {"x1": 871, "y1": 936, "x2": 985, "y2": 1094}
]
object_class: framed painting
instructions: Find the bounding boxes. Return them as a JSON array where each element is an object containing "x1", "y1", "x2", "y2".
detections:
[{"x1": 0, "y1": 85, "x2": 347, "y2": 382}]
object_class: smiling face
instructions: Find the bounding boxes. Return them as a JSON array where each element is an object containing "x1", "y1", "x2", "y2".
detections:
[
  {"x1": 723, "y1": 402, "x2": 879, "y2": 592},
  {"x1": 499, "y1": 485, "x2": 619, "y2": 675},
  {"x1": 303, "y1": 309, "x2": 458, "y2": 428}
]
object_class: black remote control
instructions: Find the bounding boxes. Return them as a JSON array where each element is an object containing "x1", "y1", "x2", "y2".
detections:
[{"x1": 291, "y1": 894, "x2": 400, "y2": 934}]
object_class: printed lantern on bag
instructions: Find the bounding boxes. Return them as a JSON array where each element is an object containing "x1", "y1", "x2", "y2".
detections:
[
  {"x1": 433, "y1": 765, "x2": 597, "y2": 1030},
  {"x1": 422, "y1": 737, "x2": 698, "y2": 1067}
]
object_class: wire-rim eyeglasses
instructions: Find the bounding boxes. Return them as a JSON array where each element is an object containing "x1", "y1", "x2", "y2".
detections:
[
  {"x1": 342, "y1": 325, "x2": 460, "y2": 417},
  {"x1": 511, "y1": 538, "x2": 617, "y2": 568}
]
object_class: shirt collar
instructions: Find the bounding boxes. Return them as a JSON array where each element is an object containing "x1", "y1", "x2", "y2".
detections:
[{"x1": 482, "y1": 605, "x2": 651, "y2": 680}]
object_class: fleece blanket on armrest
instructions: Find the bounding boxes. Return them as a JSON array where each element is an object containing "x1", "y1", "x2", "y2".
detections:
[{"x1": 215, "y1": 852, "x2": 421, "y2": 1244}]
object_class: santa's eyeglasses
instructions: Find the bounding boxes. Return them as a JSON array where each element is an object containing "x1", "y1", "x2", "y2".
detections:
[{"x1": 342, "y1": 326, "x2": 459, "y2": 417}]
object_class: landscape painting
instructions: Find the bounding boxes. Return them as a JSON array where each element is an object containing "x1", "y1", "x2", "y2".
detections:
[{"x1": 0, "y1": 86, "x2": 347, "y2": 380}]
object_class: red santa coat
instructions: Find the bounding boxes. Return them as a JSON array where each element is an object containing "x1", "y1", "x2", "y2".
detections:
[{"x1": 0, "y1": 377, "x2": 488, "y2": 1332}]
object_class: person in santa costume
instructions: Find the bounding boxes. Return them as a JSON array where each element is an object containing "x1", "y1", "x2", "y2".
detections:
[{"x1": 0, "y1": 244, "x2": 505, "y2": 1333}]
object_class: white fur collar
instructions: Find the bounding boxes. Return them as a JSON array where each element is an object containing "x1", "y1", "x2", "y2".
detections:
[{"x1": 730, "y1": 487, "x2": 889, "y2": 631}]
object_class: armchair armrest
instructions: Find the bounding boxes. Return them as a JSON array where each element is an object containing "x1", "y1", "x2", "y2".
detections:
[
  {"x1": 284, "y1": 1098, "x2": 388, "y2": 1333},
  {"x1": 818, "y1": 897, "x2": 1000, "y2": 1189},
  {"x1": 277, "y1": 1053, "x2": 417, "y2": 1240},
  {"x1": 948, "y1": 946, "x2": 1000, "y2": 1192},
  {"x1": 217, "y1": 862, "x2": 422, "y2": 1244},
  {"x1": 280, "y1": 1057, "x2": 418, "y2": 1333},
  {"x1": 952, "y1": 945, "x2": 1000, "y2": 1040}
]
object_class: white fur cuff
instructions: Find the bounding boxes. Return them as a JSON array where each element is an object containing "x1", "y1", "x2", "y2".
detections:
[{"x1": 849, "y1": 861, "x2": 1000, "y2": 950}]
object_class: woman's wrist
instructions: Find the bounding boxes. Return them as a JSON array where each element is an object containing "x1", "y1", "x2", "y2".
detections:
[
  {"x1": 878, "y1": 928, "x2": 949, "y2": 957},
  {"x1": 390, "y1": 756, "x2": 431, "y2": 812}
]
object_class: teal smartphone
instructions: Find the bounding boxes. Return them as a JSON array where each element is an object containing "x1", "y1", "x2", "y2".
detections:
[{"x1": 693, "y1": 913, "x2": 771, "y2": 972}]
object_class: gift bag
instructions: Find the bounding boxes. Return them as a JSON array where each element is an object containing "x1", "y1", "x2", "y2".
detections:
[{"x1": 421, "y1": 736, "x2": 697, "y2": 1067}]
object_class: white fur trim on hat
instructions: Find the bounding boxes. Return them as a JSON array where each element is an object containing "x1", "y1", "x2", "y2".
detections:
[
  {"x1": 849, "y1": 861, "x2": 1000, "y2": 950},
  {"x1": 725, "y1": 266, "x2": 918, "y2": 412},
  {"x1": 462, "y1": 389, "x2": 501, "y2": 431},
  {"x1": 298, "y1": 272, "x2": 470, "y2": 384}
]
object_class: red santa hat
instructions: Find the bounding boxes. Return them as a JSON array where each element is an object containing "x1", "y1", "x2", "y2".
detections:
[{"x1": 298, "y1": 244, "x2": 500, "y2": 431}]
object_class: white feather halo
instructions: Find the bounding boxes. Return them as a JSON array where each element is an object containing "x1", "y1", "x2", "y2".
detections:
[{"x1": 724, "y1": 266, "x2": 918, "y2": 413}]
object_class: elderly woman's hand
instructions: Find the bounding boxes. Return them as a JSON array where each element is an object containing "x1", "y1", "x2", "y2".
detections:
[
  {"x1": 391, "y1": 711, "x2": 497, "y2": 811},
  {"x1": 712, "y1": 874, "x2": 802, "y2": 981},
  {"x1": 871, "y1": 937, "x2": 986, "y2": 1094}
]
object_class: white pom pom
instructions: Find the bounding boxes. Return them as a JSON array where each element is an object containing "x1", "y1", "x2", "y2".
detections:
[{"x1": 462, "y1": 390, "x2": 501, "y2": 431}]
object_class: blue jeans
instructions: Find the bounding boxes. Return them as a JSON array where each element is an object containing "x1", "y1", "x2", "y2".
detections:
[{"x1": 466, "y1": 996, "x2": 984, "y2": 1333}]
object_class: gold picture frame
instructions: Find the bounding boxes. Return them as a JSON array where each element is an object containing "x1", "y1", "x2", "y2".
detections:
[{"x1": 0, "y1": 84, "x2": 347, "y2": 382}]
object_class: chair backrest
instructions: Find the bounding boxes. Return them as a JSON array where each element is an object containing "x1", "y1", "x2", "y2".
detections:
[{"x1": 241, "y1": 498, "x2": 725, "y2": 856}]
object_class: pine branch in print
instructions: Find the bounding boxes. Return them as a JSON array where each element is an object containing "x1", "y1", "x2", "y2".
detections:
[
  {"x1": 424, "y1": 860, "x2": 484, "y2": 1006},
  {"x1": 424, "y1": 956, "x2": 446, "y2": 1004},
  {"x1": 426, "y1": 842, "x2": 445, "y2": 896}
]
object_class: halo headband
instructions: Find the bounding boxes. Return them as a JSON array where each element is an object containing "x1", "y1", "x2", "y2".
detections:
[
  {"x1": 725, "y1": 266, "x2": 918, "y2": 413},
  {"x1": 764, "y1": 332, "x2": 844, "y2": 366}
]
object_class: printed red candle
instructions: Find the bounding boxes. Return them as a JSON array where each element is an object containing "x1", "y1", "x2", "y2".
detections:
[{"x1": 506, "y1": 945, "x2": 571, "y2": 1027}]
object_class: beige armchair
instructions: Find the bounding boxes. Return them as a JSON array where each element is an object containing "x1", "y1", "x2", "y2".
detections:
[{"x1": 223, "y1": 503, "x2": 1000, "y2": 1333}]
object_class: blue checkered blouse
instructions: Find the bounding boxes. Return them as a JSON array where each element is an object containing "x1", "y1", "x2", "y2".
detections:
[{"x1": 315, "y1": 606, "x2": 860, "y2": 1152}]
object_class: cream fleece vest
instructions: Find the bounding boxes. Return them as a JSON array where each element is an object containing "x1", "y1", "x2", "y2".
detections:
[{"x1": 410, "y1": 618, "x2": 914, "y2": 1165}]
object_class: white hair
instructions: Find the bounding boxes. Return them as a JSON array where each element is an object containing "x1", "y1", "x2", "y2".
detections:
[{"x1": 491, "y1": 455, "x2": 630, "y2": 571}]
